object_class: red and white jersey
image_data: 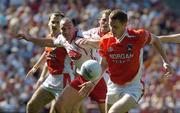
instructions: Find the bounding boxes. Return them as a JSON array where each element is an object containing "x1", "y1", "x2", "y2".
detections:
[
  {"x1": 99, "y1": 28, "x2": 151, "y2": 85},
  {"x1": 83, "y1": 27, "x2": 101, "y2": 40},
  {"x1": 54, "y1": 30, "x2": 91, "y2": 69},
  {"x1": 83, "y1": 27, "x2": 107, "y2": 62},
  {"x1": 45, "y1": 46, "x2": 72, "y2": 75}
]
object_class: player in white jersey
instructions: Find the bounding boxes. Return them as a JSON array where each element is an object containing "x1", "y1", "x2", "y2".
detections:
[
  {"x1": 51, "y1": 17, "x2": 107, "y2": 113},
  {"x1": 54, "y1": 10, "x2": 112, "y2": 113}
]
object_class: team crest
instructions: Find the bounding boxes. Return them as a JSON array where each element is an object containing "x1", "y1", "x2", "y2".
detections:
[
  {"x1": 107, "y1": 47, "x2": 113, "y2": 52},
  {"x1": 127, "y1": 44, "x2": 133, "y2": 52}
]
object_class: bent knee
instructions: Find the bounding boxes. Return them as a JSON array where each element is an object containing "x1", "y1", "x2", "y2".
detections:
[
  {"x1": 108, "y1": 106, "x2": 128, "y2": 113},
  {"x1": 71, "y1": 104, "x2": 81, "y2": 113},
  {"x1": 26, "y1": 101, "x2": 39, "y2": 113},
  {"x1": 54, "y1": 100, "x2": 66, "y2": 113}
]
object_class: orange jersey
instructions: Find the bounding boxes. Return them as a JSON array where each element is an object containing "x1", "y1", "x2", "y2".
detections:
[
  {"x1": 99, "y1": 28, "x2": 151, "y2": 85},
  {"x1": 45, "y1": 47, "x2": 70, "y2": 75}
]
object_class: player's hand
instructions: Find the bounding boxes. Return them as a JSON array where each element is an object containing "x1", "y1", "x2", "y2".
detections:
[
  {"x1": 25, "y1": 67, "x2": 37, "y2": 79},
  {"x1": 78, "y1": 81, "x2": 95, "y2": 97},
  {"x1": 68, "y1": 50, "x2": 82, "y2": 60},
  {"x1": 162, "y1": 62, "x2": 174, "y2": 77},
  {"x1": 16, "y1": 31, "x2": 29, "y2": 40}
]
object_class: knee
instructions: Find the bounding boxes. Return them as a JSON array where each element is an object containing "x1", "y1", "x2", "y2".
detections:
[
  {"x1": 108, "y1": 105, "x2": 122, "y2": 113},
  {"x1": 72, "y1": 105, "x2": 80, "y2": 113},
  {"x1": 108, "y1": 107, "x2": 127, "y2": 113},
  {"x1": 108, "y1": 109, "x2": 116, "y2": 113},
  {"x1": 26, "y1": 100, "x2": 37, "y2": 113},
  {"x1": 54, "y1": 100, "x2": 65, "y2": 113}
]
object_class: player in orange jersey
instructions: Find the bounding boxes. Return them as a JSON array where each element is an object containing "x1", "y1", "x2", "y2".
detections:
[{"x1": 77, "y1": 9, "x2": 173, "y2": 113}]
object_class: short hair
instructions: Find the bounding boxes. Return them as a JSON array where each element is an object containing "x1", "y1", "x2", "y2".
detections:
[
  {"x1": 109, "y1": 9, "x2": 128, "y2": 24},
  {"x1": 60, "y1": 17, "x2": 73, "y2": 24},
  {"x1": 48, "y1": 11, "x2": 65, "y2": 20},
  {"x1": 98, "y1": 9, "x2": 112, "y2": 19}
]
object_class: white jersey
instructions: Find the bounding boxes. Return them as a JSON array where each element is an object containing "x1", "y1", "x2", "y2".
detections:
[
  {"x1": 83, "y1": 27, "x2": 109, "y2": 83},
  {"x1": 82, "y1": 27, "x2": 102, "y2": 63},
  {"x1": 53, "y1": 30, "x2": 93, "y2": 70}
]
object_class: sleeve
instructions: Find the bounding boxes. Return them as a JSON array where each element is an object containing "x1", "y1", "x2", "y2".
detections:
[
  {"x1": 82, "y1": 29, "x2": 100, "y2": 39},
  {"x1": 99, "y1": 38, "x2": 107, "y2": 57},
  {"x1": 138, "y1": 29, "x2": 151, "y2": 47},
  {"x1": 82, "y1": 30, "x2": 91, "y2": 39}
]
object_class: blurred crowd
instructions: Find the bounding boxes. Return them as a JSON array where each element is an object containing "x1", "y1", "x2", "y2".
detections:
[{"x1": 0, "y1": 0, "x2": 179, "y2": 113}]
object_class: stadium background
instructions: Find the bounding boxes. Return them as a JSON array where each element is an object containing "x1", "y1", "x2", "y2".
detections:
[{"x1": 0, "y1": 0, "x2": 179, "y2": 113}]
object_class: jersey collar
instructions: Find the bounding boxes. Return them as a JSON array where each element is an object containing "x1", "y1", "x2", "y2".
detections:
[{"x1": 116, "y1": 29, "x2": 128, "y2": 43}]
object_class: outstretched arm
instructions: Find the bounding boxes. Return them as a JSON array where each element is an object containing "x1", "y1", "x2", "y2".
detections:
[
  {"x1": 150, "y1": 34, "x2": 173, "y2": 76},
  {"x1": 16, "y1": 32, "x2": 55, "y2": 47},
  {"x1": 159, "y1": 33, "x2": 180, "y2": 43},
  {"x1": 75, "y1": 38, "x2": 100, "y2": 49}
]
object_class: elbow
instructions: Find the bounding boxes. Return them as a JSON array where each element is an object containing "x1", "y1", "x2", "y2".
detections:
[{"x1": 150, "y1": 36, "x2": 163, "y2": 49}]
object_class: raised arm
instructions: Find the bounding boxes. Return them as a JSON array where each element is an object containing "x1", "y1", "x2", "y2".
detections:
[
  {"x1": 159, "y1": 33, "x2": 180, "y2": 43},
  {"x1": 150, "y1": 34, "x2": 173, "y2": 76}
]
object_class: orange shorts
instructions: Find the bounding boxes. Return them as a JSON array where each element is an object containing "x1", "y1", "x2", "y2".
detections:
[{"x1": 70, "y1": 75, "x2": 107, "y2": 103}]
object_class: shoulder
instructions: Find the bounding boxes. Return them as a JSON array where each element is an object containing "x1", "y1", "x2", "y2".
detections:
[
  {"x1": 82, "y1": 27, "x2": 99, "y2": 38},
  {"x1": 56, "y1": 34, "x2": 66, "y2": 42},
  {"x1": 45, "y1": 47, "x2": 52, "y2": 52},
  {"x1": 101, "y1": 32, "x2": 114, "y2": 41},
  {"x1": 53, "y1": 34, "x2": 65, "y2": 47},
  {"x1": 127, "y1": 28, "x2": 149, "y2": 36},
  {"x1": 100, "y1": 32, "x2": 116, "y2": 47}
]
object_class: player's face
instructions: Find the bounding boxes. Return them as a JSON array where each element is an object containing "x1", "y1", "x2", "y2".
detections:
[
  {"x1": 48, "y1": 15, "x2": 60, "y2": 33},
  {"x1": 99, "y1": 13, "x2": 109, "y2": 32},
  {"x1": 60, "y1": 20, "x2": 75, "y2": 39},
  {"x1": 109, "y1": 18, "x2": 126, "y2": 37}
]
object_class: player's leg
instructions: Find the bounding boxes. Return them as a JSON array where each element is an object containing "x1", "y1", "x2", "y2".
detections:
[
  {"x1": 107, "y1": 93, "x2": 138, "y2": 113},
  {"x1": 26, "y1": 86, "x2": 54, "y2": 113},
  {"x1": 49, "y1": 73, "x2": 72, "y2": 113},
  {"x1": 97, "y1": 103, "x2": 106, "y2": 113},
  {"x1": 54, "y1": 75, "x2": 85, "y2": 113},
  {"x1": 72, "y1": 101, "x2": 83, "y2": 113},
  {"x1": 89, "y1": 78, "x2": 107, "y2": 113},
  {"x1": 49, "y1": 100, "x2": 56, "y2": 113},
  {"x1": 105, "y1": 76, "x2": 144, "y2": 113},
  {"x1": 54, "y1": 84, "x2": 84, "y2": 113}
]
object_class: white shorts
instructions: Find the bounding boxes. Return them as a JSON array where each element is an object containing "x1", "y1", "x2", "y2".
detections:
[
  {"x1": 106, "y1": 79, "x2": 144, "y2": 104},
  {"x1": 41, "y1": 74, "x2": 67, "y2": 99}
]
